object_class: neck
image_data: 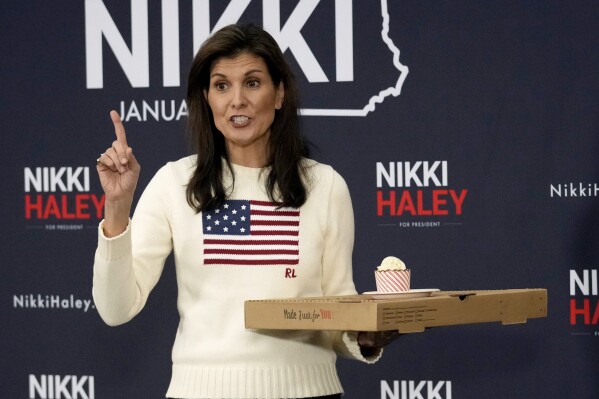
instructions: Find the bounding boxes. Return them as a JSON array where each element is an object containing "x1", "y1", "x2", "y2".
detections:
[{"x1": 227, "y1": 146, "x2": 268, "y2": 168}]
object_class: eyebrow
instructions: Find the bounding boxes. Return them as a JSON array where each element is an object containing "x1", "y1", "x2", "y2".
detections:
[{"x1": 210, "y1": 69, "x2": 266, "y2": 79}]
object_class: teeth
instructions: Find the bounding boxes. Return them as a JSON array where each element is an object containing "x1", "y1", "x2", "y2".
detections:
[{"x1": 231, "y1": 116, "x2": 249, "y2": 125}]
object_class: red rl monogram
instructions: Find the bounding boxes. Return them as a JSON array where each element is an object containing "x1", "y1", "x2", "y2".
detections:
[{"x1": 285, "y1": 268, "x2": 297, "y2": 278}]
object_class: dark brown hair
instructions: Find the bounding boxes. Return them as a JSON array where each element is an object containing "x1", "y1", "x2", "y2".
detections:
[{"x1": 185, "y1": 23, "x2": 310, "y2": 212}]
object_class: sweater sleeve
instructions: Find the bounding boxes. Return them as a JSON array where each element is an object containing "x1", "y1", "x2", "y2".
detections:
[
  {"x1": 92, "y1": 164, "x2": 174, "y2": 326},
  {"x1": 319, "y1": 168, "x2": 382, "y2": 363},
  {"x1": 320, "y1": 169, "x2": 356, "y2": 297}
]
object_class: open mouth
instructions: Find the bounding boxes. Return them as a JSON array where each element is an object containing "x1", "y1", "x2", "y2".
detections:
[{"x1": 231, "y1": 115, "x2": 250, "y2": 126}]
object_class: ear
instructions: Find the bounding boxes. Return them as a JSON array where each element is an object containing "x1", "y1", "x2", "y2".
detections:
[
  {"x1": 203, "y1": 89, "x2": 208, "y2": 101},
  {"x1": 275, "y1": 82, "x2": 285, "y2": 110}
]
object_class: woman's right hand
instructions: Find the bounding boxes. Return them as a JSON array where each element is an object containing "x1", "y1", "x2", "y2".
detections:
[{"x1": 96, "y1": 110, "x2": 141, "y2": 237}]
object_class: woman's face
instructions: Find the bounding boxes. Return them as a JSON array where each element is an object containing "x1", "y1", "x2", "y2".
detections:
[{"x1": 205, "y1": 52, "x2": 284, "y2": 167}]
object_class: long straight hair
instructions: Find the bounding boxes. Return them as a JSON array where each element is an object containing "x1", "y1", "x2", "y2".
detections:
[{"x1": 185, "y1": 23, "x2": 310, "y2": 212}]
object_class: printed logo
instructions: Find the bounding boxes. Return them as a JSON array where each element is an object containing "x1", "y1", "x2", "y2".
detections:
[
  {"x1": 24, "y1": 166, "x2": 104, "y2": 231},
  {"x1": 550, "y1": 182, "x2": 599, "y2": 198},
  {"x1": 13, "y1": 294, "x2": 94, "y2": 313},
  {"x1": 570, "y1": 269, "x2": 599, "y2": 337},
  {"x1": 381, "y1": 380, "x2": 453, "y2": 399},
  {"x1": 29, "y1": 374, "x2": 95, "y2": 399},
  {"x1": 376, "y1": 161, "x2": 468, "y2": 228},
  {"x1": 84, "y1": 0, "x2": 407, "y2": 121}
]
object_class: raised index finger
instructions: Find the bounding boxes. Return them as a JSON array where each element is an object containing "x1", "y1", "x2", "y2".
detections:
[{"x1": 110, "y1": 110, "x2": 128, "y2": 146}]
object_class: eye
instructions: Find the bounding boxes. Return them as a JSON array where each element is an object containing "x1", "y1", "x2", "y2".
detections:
[
  {"x1": 246, "y1": 79, "x2": 260, "y2": 88},
  {"x1": 213, "y1": 81, "x2": 228, "y2": 91}
]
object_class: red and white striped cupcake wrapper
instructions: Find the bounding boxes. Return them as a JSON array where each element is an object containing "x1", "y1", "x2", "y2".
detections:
[{"x1": 375, "y1": 269, "x2": 411, "y2": 292}]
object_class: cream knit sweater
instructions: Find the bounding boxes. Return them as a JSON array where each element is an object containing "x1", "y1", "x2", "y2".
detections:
[{"x1": 93, "y1": 156, "x2": 378, "y2": 398}]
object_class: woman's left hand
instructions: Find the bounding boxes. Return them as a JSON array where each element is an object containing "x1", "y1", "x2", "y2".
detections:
[{"x1": 357, "y1": 330, "x2": 402, "y2": 355}]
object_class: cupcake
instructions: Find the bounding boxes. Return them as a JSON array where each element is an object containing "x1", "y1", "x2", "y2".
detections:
[{"x1": 374, "y1": 256, "x2": 411, "y2": 292}]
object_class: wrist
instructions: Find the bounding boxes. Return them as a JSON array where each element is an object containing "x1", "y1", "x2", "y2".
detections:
[{"x1": 102, "y1": 199, "x2": 132, "y2": 237}]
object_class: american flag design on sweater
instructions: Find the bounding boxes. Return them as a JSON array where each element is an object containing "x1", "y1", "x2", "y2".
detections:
[{"x1": 202, "y1": 199, "x2": 300, "y2": 266}]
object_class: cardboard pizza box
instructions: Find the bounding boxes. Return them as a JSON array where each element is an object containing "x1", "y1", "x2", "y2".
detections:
[{"x1": 244, "y1": 288, "x2": 547, "y2": 333}]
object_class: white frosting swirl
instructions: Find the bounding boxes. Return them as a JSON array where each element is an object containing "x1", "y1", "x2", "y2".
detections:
[{"x1": 377, "y1": 256, "x2": 407, "y2": 271}]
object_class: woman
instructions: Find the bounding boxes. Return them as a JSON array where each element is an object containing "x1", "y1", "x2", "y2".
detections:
[{"x1": 93, "y1": 23, "x2": 393, "y2": 399}]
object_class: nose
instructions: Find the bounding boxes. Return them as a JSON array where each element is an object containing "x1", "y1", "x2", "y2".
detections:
[{"x1": 230, "y1": 86, "x2": 247, "y2": 109}]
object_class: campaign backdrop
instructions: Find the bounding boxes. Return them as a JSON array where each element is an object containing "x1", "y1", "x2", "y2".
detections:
[{"x1": 2, "y1": 1, "x2": 598, "y2": 398}]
